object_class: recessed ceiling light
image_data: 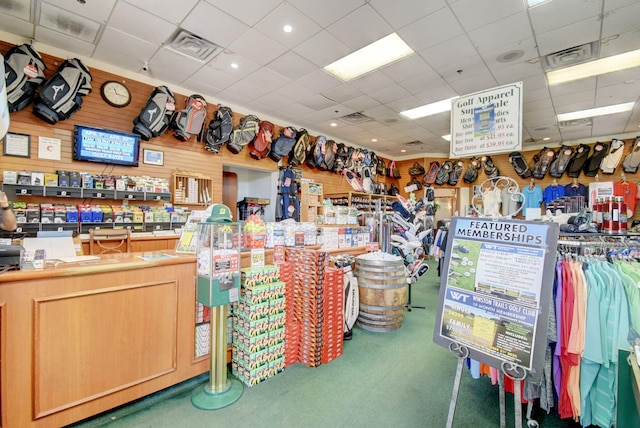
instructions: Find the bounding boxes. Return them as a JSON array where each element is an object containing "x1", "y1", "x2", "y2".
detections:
[
  {"x1": 547, "y1": 49, "x2": 640, "y2": 85},
  {"x1": 400, "y1": 149, "x2": 407, "y2": 153},
  {"x1": 231, "y1": 63, "x2": 239, "y2": 69},
  {"x1": 330, "y1": 122, "x2": 338, "y2": 127},
  {"x1": 527, "y1": 0, "x2": 550, "y2": 7},
  {"x1": 542, "y1": 137, "x2": 551, "y2": 141},
  {"x1": 400, "y1": 97, "x2": 457, "y2": 120},
  {"x1": 441, "y1": 134, "x2": 451, "y2": 141},
  {"x1": 371, "y1": 138, "x2": 378, "y2": 142},
  {"x1": 324, "y1": 33, "x2": 414, "y2": 81},
  {"x1": 556, "y1": 102, "x2": 636, "y2": 122},
  {"x1": 283, "y1": 25, "x2": 293, "y2": 33}
]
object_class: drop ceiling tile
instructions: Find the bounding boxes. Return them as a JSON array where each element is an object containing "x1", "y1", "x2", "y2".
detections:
[
  {"x1": 447, "y1": 71, "x2": 498, "y2": 96},
  {"x1": 592, "y1": 115, "x2": 631, "y2": 135},
  {"x1": 528, "y1": 0, "x2": 602, "y2": 35},
  {"x1": 287, "y1": 0, "x2": 364, "y2": 27},
  {"x1": 0, "y1": 15, "x2": 33, "y2": 38},
  {"x1": 342, "y1": 95, "x2": 381, "y2": 112},
  {"x1": 254, "y1": 3, "x2": 322, "y2": 49},
  {"x1": 243, "y1": 67, "x2": 291, "y2": 92},
  {"x1": 97, "y1": 27, "x2": 159, "y2": 61},
  {"x1": 398, "y1": 69, "x2": 448, "y2": 94},
  {"x1": 299, "y1": 94, "x2": 337, "y2": 111},
  {"x1": 599, "y1": 29, "x2": 640, "y2": 57},
  {"x1": 224, "y1": 79, "x2": 272, "y2": 102},
  {"x1": 182, "y1": 2, "x2": 249, "y2": 48},
  {"x1": 266, "y1": 51, "x2": 317, "y2": 81},
  {"x1": 535, "y1": 17, "x2": 602, "y2": 57},
  {"x1": 216, "y1": 90, "x2": 253, "y2": 108},
  {"x1": 204, "y1": 0, "x2": 282, "y2": 26},
  {"x1": 92, "y1": 46, "x2": 148, "y2": 76},
  {"x1": 346, "y1": 72, "x2": 395, "y2": 98},
  {"x1": 469, "y1": 12, "x2": 533, "y2": 53},
  {"x1": 414, "y1": 85, "x2": 459, "y2": 105},
  {"x1": 420, "y1": 35, "x2": 478, "y2": 70},
  {"x1": 369, "y1": 83, "x2": 413, "y2": 105},
  {"x1": 109, "y1": 2, "x2": 177, "y2": 46},
  {"x1": 272, "y1": 82, "x2": 315, "y2": 102},
  {"x1": 602, "y1": 3, "x2": 640, "y2": 37},
  {"x1": 321, "y1": 84, "x2": 364, "y2": 104},
  {"x1": 228, "y1": 29, "x2": 288, "y2": 67},
  {"x1": 595, "y1": 82, "x2": 640, "y2": 105},
  {"x1": 43, "y1": 0, "x2": 116, "y2": 23},
  {"x1": 381, "y1": 54, "x2": 436, "y2": 84},
  {"x1": 252, "y1": 92, "x2": 294, "y2": 110},
  {"x1": 386, "y1": 95, "x2": 425, "y2": 112},
  {"x1": 292, "y1": 30, "x2": 351, "y2": 68},
  {"x1": 122, "y1": 0, "x2": 199, "y2": 24},
  {"x1": 276, "y1": 102, "x2": 317, "y2": 118},
  {"x1": 147, "y1": 48, "x2": 205, "y2": 84},
  {"x1": 295, "y1": 69, "x2": 342, "y2": 93},
  {"x1": 0, "y1": 0, "x2": 31, "y2": 21},
  {"x1": 326, "y1": 4, "x2": 393, "y2": 50},
  {"x1": 523, "y1": 98, "x2": 555, "y2": 114},
  {"x1": 397, "y1": 7, "x2": 464, "y2": 52},
  {"x1": 363, "y1": 105, "x2": 400, "y2": 121},
  {"x1": 491, "y1": 60, "x2": 543, "y2": 86},
  {"x1": 368, "y1": 0, "x2": 445, "y2": 28},
  {"x1": 436, "y1": 55, "x2": 491, "y2": 84},
  {"x1": 182, "y1": 78, "x2": 224, "y2": 98},
  {"x1": 188, "y1": 64, "x2": 241, "y2": 91},
  {"x1": 597, "y1": 68, "x2": 640, "y2": 88},
  {"x1": 207, "y1": 52, "x2": 261, "y2": 79},
  {"x1": 449, "y1": 0, "x2": 524, "y2": 31},
  {"x1": 39, "y1": 2, "x2": 101, "y2": 43},
  {"x1": 479, "y1": 38, "x2": 538, "y2": 71},
  {"x1": 34, "y1": 26, "x2": 96, "y2": 57},
  {"x1": 549, "y1": 78, "x2": 596, "y2": 97}
]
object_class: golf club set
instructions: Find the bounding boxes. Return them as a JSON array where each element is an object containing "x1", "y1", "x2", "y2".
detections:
[{"x1": 388, "y1": 194, "x2": 434, "y2": 284}]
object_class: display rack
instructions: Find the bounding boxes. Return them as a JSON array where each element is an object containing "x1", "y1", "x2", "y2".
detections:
[
  {"x1": 172, "y1": 173, "x2": 213, "y2": 206},
  {"x1": 325, "y1": 192, "x2": 396, "y2": 211},
  {"x1": 300, "y1": 182, "x2": 323, "y2": 223}
]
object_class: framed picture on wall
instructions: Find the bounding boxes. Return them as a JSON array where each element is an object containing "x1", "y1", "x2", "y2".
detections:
[
  {"x1": 143, "y1": 148, "x2": 164, "y2": 166},
  {"x1": 2, "y1": 132, "x2": 31, "y2": 158}
]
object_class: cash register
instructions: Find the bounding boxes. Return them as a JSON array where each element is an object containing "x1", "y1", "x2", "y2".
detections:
[{"x1": 0, "y1": 245, "x2": 22, "y2": 271}]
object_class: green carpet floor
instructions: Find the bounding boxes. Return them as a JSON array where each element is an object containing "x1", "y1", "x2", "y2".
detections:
[{"x1": 69, "y1": 260, "x2": 581, "y2": 428}]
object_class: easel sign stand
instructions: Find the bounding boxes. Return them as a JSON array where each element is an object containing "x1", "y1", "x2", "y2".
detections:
[
  {"x1": 434, "y1": 215, "x2": 558, "y2": 428},
  {"x1": 191, "y1": 204, "x2": 243, "y2": 410}
]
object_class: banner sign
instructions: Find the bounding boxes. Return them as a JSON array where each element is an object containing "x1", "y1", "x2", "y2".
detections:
[
  {"x1": 450, "y1": 82, "x2": 523, "y2": 158},
  {"x1": 432, "y1": 217, "x2": 558, "y2": 382}
]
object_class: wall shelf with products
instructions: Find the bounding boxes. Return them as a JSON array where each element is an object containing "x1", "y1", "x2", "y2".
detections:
[
  {"x1": 325, "y1": 192, "x2": 396, "y2": 211},
  {"x1": 300, "y1": 182, "x2": 323, "y2": 223},
  {"x1": 172, "y1": 173, "x2": 213, "y2": 206},
  {"x1": 1, "y1": 184, "x2": 172, "y2": 202}
]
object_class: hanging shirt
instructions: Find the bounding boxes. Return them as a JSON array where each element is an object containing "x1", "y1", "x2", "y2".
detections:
[
  {"x1": 613, "y1": 180, "x2": 639, "y2": 217},
  {"x1": 543, "y1": 184, "x2": 565, "y2": 205},
  {"x1": 501, "y1": 186, "x2": 520, "y2": 216},
  {"x1": 481, "y1": 187, "x2": 501, "y2": 216},
  {"x1": 520, "y1": 185, "x2": 543, "y2": 216}
]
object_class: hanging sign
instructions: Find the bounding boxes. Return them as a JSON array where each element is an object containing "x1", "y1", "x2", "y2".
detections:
[
  {"x1": 450, "y1": 82, "x2": 523, "y2": 158},
  {"x1": 432, "y1": 217, "x2": 558, "y2": 382}
]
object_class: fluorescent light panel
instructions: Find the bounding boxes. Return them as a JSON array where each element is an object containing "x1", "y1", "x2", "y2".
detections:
[
  {"x1": 547, "y1": 49, "x2": 640, "y2": 85},
  {"x1": 441, "y1": 134, "x2": 451, "y2": 141},
  {"x1": 527, "y1": 0, "x2": 550, "y2": 7},
  {"x1": 324, "y1": 33, "x2": 414, "y2": 81},
  {"x1": 557, "y1": 102, "x2": 635, "y2": 122},
  {"x1": 400, "y1": 97, "x2": 457, "y2": 120}
]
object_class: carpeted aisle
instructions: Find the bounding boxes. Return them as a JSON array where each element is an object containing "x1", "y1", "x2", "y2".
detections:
[{"x1": 69, "y1": 260, "x2": 579, "y2": 428}]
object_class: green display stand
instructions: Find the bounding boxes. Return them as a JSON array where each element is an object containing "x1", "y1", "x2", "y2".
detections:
[{"x1": 191, "y1": 305, "x2": 243, "y2": 410}]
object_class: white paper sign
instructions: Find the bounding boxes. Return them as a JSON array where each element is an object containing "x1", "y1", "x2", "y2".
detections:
[
  {"x1": 38, "y1": 136, "x2": 61, "y2": 160},
  {"x1": 450, "y1": 82, "x2": 523, "y2": 158}
]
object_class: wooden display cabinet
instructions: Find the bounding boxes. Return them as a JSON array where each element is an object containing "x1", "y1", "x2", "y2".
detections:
[
  {"x1": 300, "y1": 182, "x2": 323, "y2": 223},
  {"x1": 172, "y1": 173, "x2": 213, "y2": 206},
  {"x1": 325, "y1": 191, "x2": 396, "y2": 211}
]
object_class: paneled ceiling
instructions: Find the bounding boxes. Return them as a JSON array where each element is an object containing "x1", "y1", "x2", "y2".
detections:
[{"x1": 1, "y1": 0, "x2": 640, "y2": 159}]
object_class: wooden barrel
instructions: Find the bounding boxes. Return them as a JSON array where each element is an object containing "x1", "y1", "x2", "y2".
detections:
[{"x1": 354, "y1": 258, "x2": 407, "y2": 332}]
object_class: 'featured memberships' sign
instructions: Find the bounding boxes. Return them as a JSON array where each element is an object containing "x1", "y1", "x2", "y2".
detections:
[
  {"x1": 450, "y1": 82, "x2": 523, "y2": 158},
  {"x1": 432, "y1": 217, "x2": 558, "y2": 382}
]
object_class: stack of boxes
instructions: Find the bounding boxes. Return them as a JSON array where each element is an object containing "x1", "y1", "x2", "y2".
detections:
[
  {"x1": 320, "y1": 267, "x2": 344, "y2": 364},
  {"x1": 231, "y1": 265, "x2": 286, "y2": 387},
  {"x1": 286, "y1": 248, "x2": 344, "y2": 368},
  {"x1": 275, "y1": 260, "x2": 298, "y2": 367}
]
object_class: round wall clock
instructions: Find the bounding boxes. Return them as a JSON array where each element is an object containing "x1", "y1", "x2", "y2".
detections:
[{"x1": 100, "y1": 80, "x2": 131, "y2": 108}]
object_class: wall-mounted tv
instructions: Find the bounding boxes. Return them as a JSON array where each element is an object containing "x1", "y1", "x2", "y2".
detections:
[{"x1": 73, "y1": 125, "x2": 141, "y2": 167}]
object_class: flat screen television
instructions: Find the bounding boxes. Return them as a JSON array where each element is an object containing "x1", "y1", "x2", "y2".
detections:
[{"x1": 73, "y1": 125, "x2": 141, "y2": 167}]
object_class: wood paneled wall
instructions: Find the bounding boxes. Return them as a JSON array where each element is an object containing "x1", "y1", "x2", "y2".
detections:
[{"x1": 3, "y1": 41, "x2": 639, "y2": 221}]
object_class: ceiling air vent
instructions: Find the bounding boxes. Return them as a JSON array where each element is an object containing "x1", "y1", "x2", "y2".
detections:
[
  {"x1": 558, "y1": 118, "x2": 592, "y2": 128},
  {"x1": 543, "y1": 42, "x2": 599, "y2": 71},
  {"x1": 165, "y1": 28, "x2": 224, "y2": 62},
  {"x1": 404, "y1": 140, "x2": 424, "y2": 147},
  {"x1": 338, "y1": 112, "x2": 373, "y2": 125}
]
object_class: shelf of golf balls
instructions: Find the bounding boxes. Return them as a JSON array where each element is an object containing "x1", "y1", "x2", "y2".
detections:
[
  {"x1": 263, "y1": 221, "x2": 370, "y2": 250},
  {"x1": 231, "y1": 265, "x2": 286, "y2": 387}
]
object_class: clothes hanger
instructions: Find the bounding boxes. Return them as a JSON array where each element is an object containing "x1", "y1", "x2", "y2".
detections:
[
  {"x1": 529, "y1": 178, "x2": 535, "y2": 189},
  {"x1": 552, "y1": 178, "x2": 557, "y2": 186},
  {"x1": 572, "y1": 177, "x2": 579, "y2": 188}
]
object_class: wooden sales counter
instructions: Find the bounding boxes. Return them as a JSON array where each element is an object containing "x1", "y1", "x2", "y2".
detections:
[
  {"x1": 0, "y1": 251, "x2": 204, "y2": 428},
  {"x1": 0, "y1": 243, "x2": 368, "y2": 427}
]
